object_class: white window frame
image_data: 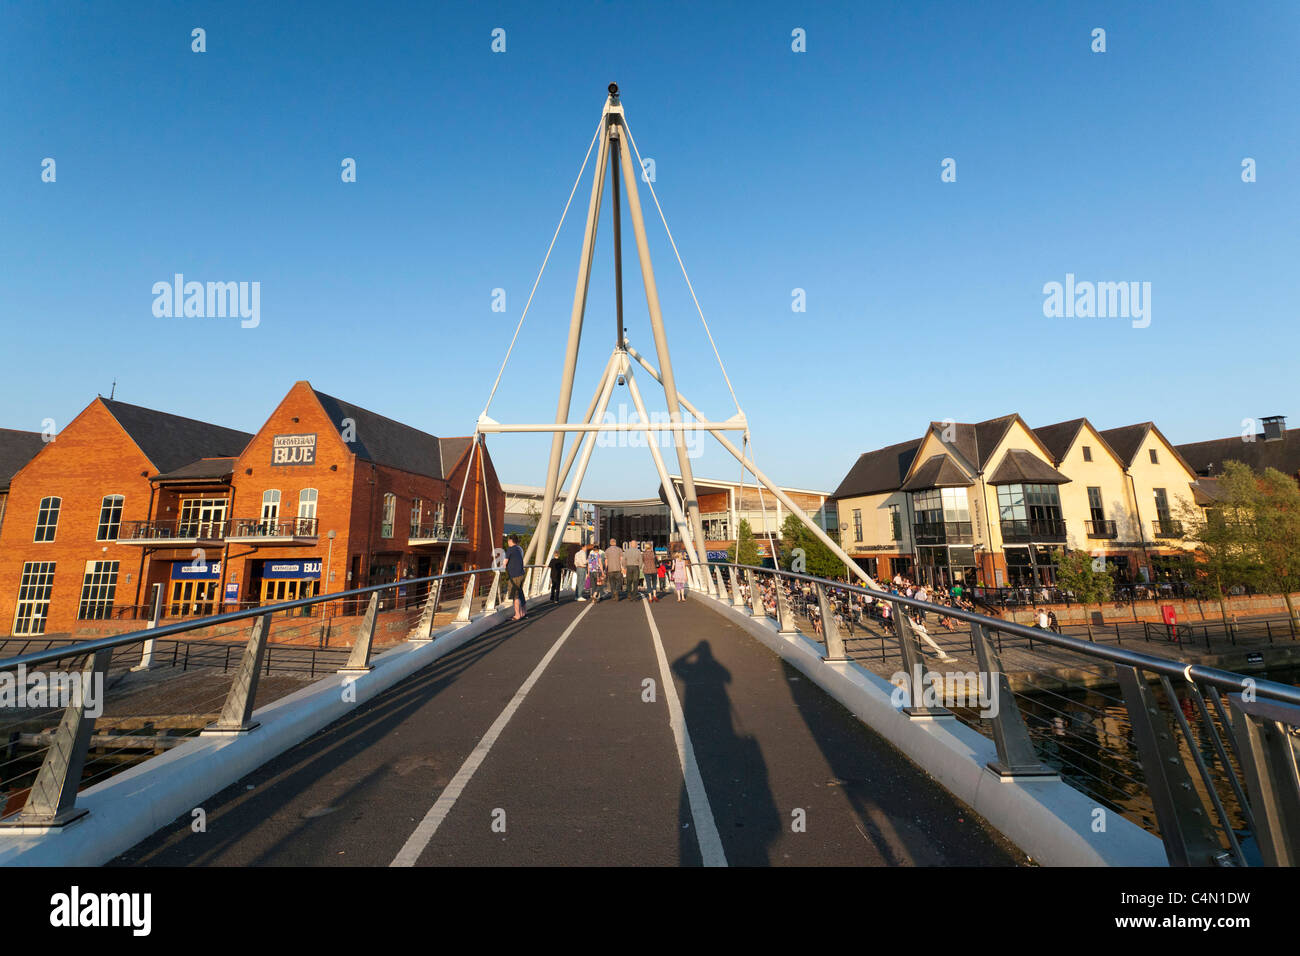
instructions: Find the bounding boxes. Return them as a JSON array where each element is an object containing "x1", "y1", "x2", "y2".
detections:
[
  {"x1": 34, "y1": 496, "x2": 61, "y2": 542},
  {"x1": 78, "y1": 560, "x2": 120, "y2": 620},
  {"x1": 96, "y1": 494, "x2": 125, "y2": 541},
  {"x1": 14, "y1": 561, "x2": 56, "y2": 634}
]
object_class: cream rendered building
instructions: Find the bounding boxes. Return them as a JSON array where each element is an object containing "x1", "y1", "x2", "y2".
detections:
[{"x1": 832, "y1": 414, "x2": 1205, "y2": 590}]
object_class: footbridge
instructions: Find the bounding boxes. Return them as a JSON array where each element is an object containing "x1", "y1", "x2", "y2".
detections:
[{"x1": 1, "y1": 565, "x2": 1296, "y2": 868}]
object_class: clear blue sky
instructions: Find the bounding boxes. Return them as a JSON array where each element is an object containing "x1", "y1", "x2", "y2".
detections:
[{"x1": 3, "y1": 1, "x2": 1297, "y2": 498}]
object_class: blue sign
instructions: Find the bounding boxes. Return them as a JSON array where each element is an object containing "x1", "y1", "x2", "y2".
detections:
[
  {"x1": 224, "y1": 582, "x2": 239, "y2": 603},
  {"x1": 707, "y1": 550, "x2": 729, "y2": 561},
  {"x1": 261, "y1": 559, "x2": 321, "y2": 579},
  {"x1": 170, "y1": 560, "x2": 222, "y2": 580}
]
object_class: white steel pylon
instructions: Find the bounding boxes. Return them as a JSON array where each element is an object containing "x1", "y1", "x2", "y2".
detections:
[{"x1": 480, "y1": 83, "x2": 881, "y2": 596}]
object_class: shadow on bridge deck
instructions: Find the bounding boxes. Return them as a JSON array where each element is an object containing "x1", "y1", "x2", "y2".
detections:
[{"x1": 111, "y1": 593, "x2": 1026, "y2": 867}]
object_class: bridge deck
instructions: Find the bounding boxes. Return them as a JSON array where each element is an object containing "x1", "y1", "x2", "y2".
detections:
[{"x1": 112, "y1": 595, "x2": 1025, "y2": 866}]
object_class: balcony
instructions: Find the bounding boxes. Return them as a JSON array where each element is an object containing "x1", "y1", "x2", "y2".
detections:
[
  {"x1": 1152, "y1": 518, "x2": 1184, "y2": 539},
  {"x1": 117, "y1": 519, "x2": 226, "y2": 546},
  {"x1": 408, "y1": 522, "x2": 469, "y2": 546},
  {"x1": 999, "y1": 517, "x2": 1067, "y2": 543},
  {"x1": 226, "y1": 516, "x2": 319, "y2": 544},
  {"x1": 1085, "y1": 519, "x2": 1118, "y2": 539},
  {"x1": 912, "y1": 521, "x2": 973, "y2": 545}
]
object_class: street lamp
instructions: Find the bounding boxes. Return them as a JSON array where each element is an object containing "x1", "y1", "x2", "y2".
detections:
[{"x1": 839, "y1": 523, "x2": 850, "y2": 583}]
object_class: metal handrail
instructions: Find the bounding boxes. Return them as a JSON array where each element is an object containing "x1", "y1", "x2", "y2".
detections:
[
  {"x1": 716, "y1": 562, "x2": 1300, "y2": 706},
  {"x1": 715, "y1": 561, "x2": 1300, "y2": 865},
  {"x1": 0, "y1": 565, "x2": 537, "y2": 673}
]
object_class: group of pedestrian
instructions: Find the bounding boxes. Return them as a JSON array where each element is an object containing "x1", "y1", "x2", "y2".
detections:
[
  {"x1": 502, "y1": 536, "x2": 697, "y2": 618},
  {"x1": 570, "y1": 538, "x2": 692, "y2": 603}
]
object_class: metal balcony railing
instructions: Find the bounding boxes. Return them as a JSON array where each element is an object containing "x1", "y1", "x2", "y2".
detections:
[
  {"x1": 226, "y1": 516, "x2": 319, "y2": 538},
  {"x1": 117, "y1": 519, "x2": 227, "y2": 542},
  {"x1": 999, "y1": 517, "x2": 1067, "y2": 542},
  {"x1": 409, "y1": 522, "x2": 468, "y2": 542},
  {"x1": 912, "y1": 520, "x2": 973, "y2": 545},
  {"x1": 1084, "y1": 519, "x2": 1117, "y2": 538},
  {"x1": 710, "y1": 561, "x2": 1300, "y2": 867},
  {"x1": 1152, "y1": 518, "x2": 1184, "y2": 538}
]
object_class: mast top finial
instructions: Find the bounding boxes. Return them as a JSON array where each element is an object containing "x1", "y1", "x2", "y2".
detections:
[{"x1": 608, "y1": 82, "x2": 619, "y2": 102}]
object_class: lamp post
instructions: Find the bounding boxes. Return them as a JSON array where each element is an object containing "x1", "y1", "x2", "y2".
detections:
[{"x1": 839, "y1": 522, "x2": 850, "y2": 584}]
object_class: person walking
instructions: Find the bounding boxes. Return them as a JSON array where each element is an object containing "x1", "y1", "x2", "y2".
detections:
[
  {"x1": 505, "y1": 534, "x2": 527, "y2": 621},
  {"x1": 588, "y1": 545, "x2": 605, "y2": 603},
  {"x1": 656, "y1": 558, "x2": 668, "y2": 595},
  {"x1": 672, "y1": 551, "x2": 689, "y2": 601},
  {"x1": 604, "y1": 538, "x2": 625, "y2": 601},
  {"x1": 624, "y1": 539, "x2": 642, "y2": 600},
  {"x1": 574, "y1": 543, "x2": 589, "y2": 602},
  {"x1": 641, "y1": 543, "x2": 657, "y2": 602},
  {"x1": 548, "y1": 551, "x2": 564, "y2": 603}
]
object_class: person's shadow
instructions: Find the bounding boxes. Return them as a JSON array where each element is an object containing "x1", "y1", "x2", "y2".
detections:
[{"x1": 672, "y1": 640, "x2": 781, "y2": 865}]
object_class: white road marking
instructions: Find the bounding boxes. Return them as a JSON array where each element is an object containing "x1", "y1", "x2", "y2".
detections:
[
  {"x1": 390, "y1": 602, "x2": 594, "y2": 867},
  {"x1": 642, "y1": 600, "x2": 728, "y2": 867}
]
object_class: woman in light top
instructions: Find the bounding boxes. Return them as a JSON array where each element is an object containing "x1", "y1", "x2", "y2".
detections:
[{"x1": 671, "y1": 552, "x2": 690, "y2": 602}]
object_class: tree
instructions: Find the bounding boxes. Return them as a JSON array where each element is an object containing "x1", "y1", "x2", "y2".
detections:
[
  {"x1": 1253, "y1": 467, "x2": 1300, "y2": 636},
  {"x1": 515, "y1": 501, "x2": 541, "y2": 555},
  {"x1": 1177, "y1": 460, "x2": 1300, "y2": 637},
  {"x1": 779, "y1": 514, "x2": 842, "y2": 579},
  {"x1": 1050, "y1": 549, "x2": 1114, "y2": 640},
  {"x1": 728, "y1": 518, "x2": 762, "y2": 567}
]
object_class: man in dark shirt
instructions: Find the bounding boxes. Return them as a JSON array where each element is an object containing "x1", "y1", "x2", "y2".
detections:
[
  {"x1": 505, "y1": 534, "x2": 527, "y2": 620},
  {"x1": 548, "y1": 552, "x2": 564, "y2": 603}
]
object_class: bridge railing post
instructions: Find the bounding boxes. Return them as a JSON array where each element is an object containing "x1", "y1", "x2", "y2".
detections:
[
  {"x1": 815, "y1": 583, "x2": 849, "y2": 662},
  {"x1": 774, "y1": 574, "x2": 799, "y2": 634},
  {"x1": 1223, "y1": 695, "x2": 1300, "y2": 867},
  {"x1": 1115, "y1": 664, "x2": 1224, "y2": 866},
  {"x1": 483, "y1": 572, "x2": 501, "y2": 613},
  {"x1": 204, "y1": 613, "x2": 272, "y2": 734},
  {"x1": 410, "y1": 581, "x2": 439, "y2": 643},
  {"x1": 339, "y1": 593, "x2": 380, "y2": 673},
  {"x1": 1, "y1": 648, "x2": 111, "y2": 829},
  {"x1": 745, "y1": 569, "x2": 767, "y2": 619},
  {"x1": 891, "y1": 608, "x2": 952, "y2": 718},
  {"x1": 728, "y1": 567, "x2": 746, "y2": 608},
  {"x1": 453, "y1": 572, "x2": 477, "y2": 625},
  {"x1": 969, "y1": 622, "x2": 1056, "y2": 778},
  {"x1": 711, "y1": 565, "x2": 725, "y2": 601}
]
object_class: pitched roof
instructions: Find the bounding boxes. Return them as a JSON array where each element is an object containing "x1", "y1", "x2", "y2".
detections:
[
  {"x1": 831, "y1": 438, "x2": 922, "y2": 498},
  {"x1": 1097, "y1": 423, "x2": 1150, "y2": 467},
  {"x1": 1033, "y1": 419, "x2": 1087, "y2": 464},
  {"x1": 925, "y1": 415, "x2": 1019, "y2": 470},
  {"x1": 1176, "y1": 430, "x2": 1300, "y2": 480},
  {"x1": 987, "y1": 449, "x2": 1071, "y2": 485},
  {"x1": 151, "y1": 458, "x2": 238, "y2": 483},
  {"x1": 312, "y1": 389, "x2": 470, "y2": 481},
  {"x1": 1191, "y1": 478, "x2": 1229, "y2": 507},
  {"x1": 101, "y1": 399, "x2": 252, "y2": 474},
  {"x1": 1099, "y1": 421, "x2": 1199, "y2": 475},
  {"x1": 900, "y1": 454, "x2": 973, "y2": 491},
  {"x1": 0, "y1": 428, "x2": 45, "y2": 491}
]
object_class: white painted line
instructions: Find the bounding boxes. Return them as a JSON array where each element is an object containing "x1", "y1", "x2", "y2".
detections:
[
  {"x1": 390, "y1": 602, "x2": 594, "y2": 867},
  {"x1": 642, "y1": 600, "x2": 728, "y2": 867}
]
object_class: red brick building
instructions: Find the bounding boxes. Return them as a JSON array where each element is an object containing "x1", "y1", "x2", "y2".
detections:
[{"x1": 0, "y1": 382, "x2": 503, "y2": 637}]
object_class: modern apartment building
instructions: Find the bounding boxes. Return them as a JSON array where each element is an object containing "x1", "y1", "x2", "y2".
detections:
[{"x1": 832, "y1": 414, "x2": 1203, "y2": 589}]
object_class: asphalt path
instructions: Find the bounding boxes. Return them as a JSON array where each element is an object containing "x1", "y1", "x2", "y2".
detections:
[{"x1": 112, "y1": 593, "x2": 1025, "y2": 866}]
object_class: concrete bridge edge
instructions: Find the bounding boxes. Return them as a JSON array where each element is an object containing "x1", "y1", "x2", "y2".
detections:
[{"x1": 687, "y1": 589, "x2": 1169, "y2": 867}]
